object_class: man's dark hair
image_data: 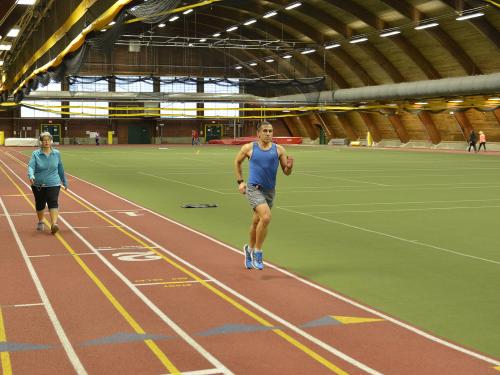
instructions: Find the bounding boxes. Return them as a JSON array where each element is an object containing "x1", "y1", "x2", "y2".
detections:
[{"x1": 257, "y1": 120, "x2": 272, "y2": 130}]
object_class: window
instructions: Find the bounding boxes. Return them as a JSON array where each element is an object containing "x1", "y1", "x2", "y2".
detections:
[
  {"x1": 116, "y1": 76, "x2": 154, "y2": 92},
  {"x1": 21, "y1": 81, "x2": 62, "y2": 118},
  {"x1": 69, "y1": 77, "x2": 108, "y2": 92},
  {"x1": 160, "y1": 77, "x2": 197, "y2": 93},
  {"x1": 160, "y1": 102, "x2": 197, "y2": 118},
  {"x1": 69, "y1": 101, "x2": 109, "y2": 118},
  {"x1": 203, "y1": 102, "x2": 239, "y2": 118},
  {"x1": 204, "y1": 78, "x2": 239, "y2": 94}
]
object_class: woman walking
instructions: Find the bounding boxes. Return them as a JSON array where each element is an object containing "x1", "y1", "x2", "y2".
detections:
[{"x1": 28, "y1": 132, "x2": 68, "y2": 234}]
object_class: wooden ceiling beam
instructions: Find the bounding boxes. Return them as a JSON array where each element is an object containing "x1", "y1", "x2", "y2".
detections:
[
  {"x1": 417, "y1": 111, "x2": 442, "y2": 144},
  {"x1": 453, "y1": 112, "x2": 474, "y2": 141},
  {"x1": 358, "y1": 112, "x2": 382, "y2": 142},
  {"x1": 388, "y1": 114, "x2": 410, "y2": 143}
]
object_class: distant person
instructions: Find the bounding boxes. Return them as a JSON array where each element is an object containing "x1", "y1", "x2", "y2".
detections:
[
  {"x1": 28, "y1": 132, "x2": 68, "y2": 234},
  {"x1": 478, "y1": 131, "x2": 486, "y2": 152},
  {"x1": 468, "y1": 130, "x2": 477, "y2": 153},
  {"x1": 95, "y1": 132, "x2": 100, "y2": 146},
  {"x1": 191, "y1": 129, "x2": 199, "y2": 146},
  {"x1": 234, "y1": 121, "x2": 294, "y2": 270}
]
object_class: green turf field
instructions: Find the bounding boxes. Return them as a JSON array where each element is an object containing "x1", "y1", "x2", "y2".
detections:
[{"x1": 43, "y1": 145, "x2": 500, "y2": 358}]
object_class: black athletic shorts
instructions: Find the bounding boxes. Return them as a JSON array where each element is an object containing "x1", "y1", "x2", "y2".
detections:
[{"x1": 31, "y1": 185, "x2": 61, "y2": 211}]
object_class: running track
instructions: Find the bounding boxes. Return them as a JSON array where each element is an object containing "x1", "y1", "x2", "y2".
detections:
[{"x1": 0, "y1": 148, "x2": 499, "y2": 375}]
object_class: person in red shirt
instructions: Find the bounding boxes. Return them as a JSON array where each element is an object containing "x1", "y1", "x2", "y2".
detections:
[{"x1": 192, "y1": 129, "x2": 199, "y2": 146}]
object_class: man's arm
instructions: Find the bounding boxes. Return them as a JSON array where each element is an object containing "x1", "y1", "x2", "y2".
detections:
[
  {"x1": 234, "y1": 143, "x2": 251, "y2": 194},
  {"x1": 278, "y1": 145, "x2": 293, "y2": 176}
]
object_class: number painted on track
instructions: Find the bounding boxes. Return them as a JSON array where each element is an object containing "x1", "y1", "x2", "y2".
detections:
[{"x1": 112, "y1": 251, "x2": 162, "y2": 261}]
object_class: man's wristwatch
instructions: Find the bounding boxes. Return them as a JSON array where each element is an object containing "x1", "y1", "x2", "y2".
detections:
[{"x1": 237, "y1": 179, "x2": 244, "y2": 185}]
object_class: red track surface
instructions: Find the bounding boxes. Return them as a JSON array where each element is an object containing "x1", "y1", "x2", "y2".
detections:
[{"x1": 0, "y1": 147, "x2": 499, "y2": 375}]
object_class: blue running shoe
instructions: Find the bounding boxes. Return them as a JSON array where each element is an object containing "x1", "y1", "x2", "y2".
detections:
[
  {"x1": 243, "y1": 244, "x2": 253, "y2": 269},
  {"x1": 252, "y1": 250, "x2": 264, "y2": 270}
]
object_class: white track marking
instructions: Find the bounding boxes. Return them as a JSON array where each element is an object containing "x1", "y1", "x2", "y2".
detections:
[
  {"x1": 281, "y1": 198, "x2": 500, "y2": 208},
  {"x1": 277, "y1": 207, "x2": 500, "y2": 266},
  {"x1": 139, "y1": 172, "x2": 227, "y2": 194},
  {"x1": 5, "y1": 152, "x2": 500, "y2": 366},
  {"x1": 0, "y1": 198, "x2": 87, "y2": 374},
  {"x1": 310, "y1": 204, "x2": 500, "y2": 214},
  {"x1": 13, "y1": 303, "x2": 45, "y2": 308},
  {"x1": 135, "y1": 279, "x2": 214, "y2": 287},
  {"x1": 296, "y1": 172, "x2": 392, "y2": 186},
  {"x1": 162, "y1": 369, "x2": 224, "y2": 375}
]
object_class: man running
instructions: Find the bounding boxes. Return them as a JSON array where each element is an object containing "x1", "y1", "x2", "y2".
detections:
[{"x1": 234, "y1": 121, "x2": 294, "y2": 270}]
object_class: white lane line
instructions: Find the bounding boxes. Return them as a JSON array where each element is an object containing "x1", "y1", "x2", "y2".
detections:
[
  {"x1": 14, "y1": 303, "x2": 45, "y2": 308},
  {"x1": 0, "y1": 158, "x2": 232, "y2": 375},
  {"x1": 64, "y1": 190, "x2": 381, "y2": 375},
  {"x1": 296, "y1": 172, "x2": 392, "y2": 187},
  {"x1": 281, "y1": 198, "x2": 500, "y2": 208},
  {"x1": 139, "y1": 172, "x2": 227, "y2": 195},
  {"x1": 8, "y1": 151, "x2": 500, "y2": 366},
  {"x1": 0, "y1": 198, "x2": 87, "y2": 374},
  {"x1": 63, "y1": 173, "x2": 500, "y2": 367},
  {"x1": 278, "y1": 207, "x2": 500, "y2": 266},
  {"x1": 310, "y1": 204, "x2": 500, "y2": 215}
]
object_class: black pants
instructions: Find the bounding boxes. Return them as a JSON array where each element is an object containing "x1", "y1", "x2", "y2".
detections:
[
  {"x1": 31, "y1": 186, "x2": 61, "y2": 211},
  {"x1": 478, "y1": 142, "x2": 486, "y2": 151},
  {"x1": 468, "y1": 142, "x2": 477, "y2": 152}
]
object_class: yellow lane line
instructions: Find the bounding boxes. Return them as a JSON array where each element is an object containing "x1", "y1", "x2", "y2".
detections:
[
  {"x1": 0, "y1": 164, "x2": 180, "y2": 375},
  {"x1": 0, "y1": 307, "x2": 13, "y2": 375},
  {"x1": 5, "y1": 152, "x2": 349, "y2": 374}
]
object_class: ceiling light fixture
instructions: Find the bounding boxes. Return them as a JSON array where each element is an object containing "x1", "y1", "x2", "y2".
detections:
[
  {"x1": 243, "y1": 19, "x2": 257, "y2": 26},
  {"x1": 199, "y1": 38, "x2": 207, "y2": 42},
  {"x1": 380, "y1": 30, "x2": 400, "y2": 37},
  {"x1": 183, "y1": 9, "x2": 193, "y2": 15},
  {"x1": 487, "y1": 97, "x2": 500, "y2": 101},
  {"x1": 448, "y1": 99, "x2": 464, "y2": 103},
  {"x1": 249, "y1": 62, "x2": 258, "y2": 66},
  {"x1": 301, "y1": 49, "x2": 315, "y2": 54},
  {"x1": 325, "y1": 43, "x2": 340, "y2": 49},
  {"x1": 283, "y1": 54, "x2": 292, "y2": 59},
  {"x1": 349, "y1": 37, "x2": 368, "y2": 44},
  {"x1": 212, "y1": 32, "x2": 221, "y2": 37},
  {"x1": 16, "y1": 0, "x2": 37, "y2": 4},
  {"x1": 456, "y1": 12, "x2": 484, "y2": 21},
  {"x1": 415, "y1": 102, "x2": 428, "y2": 105},
  {"x1": 265, "y1": 58, "x2": 274, "y2": 63},
  {"x1": 0, "y1": 61, "x2": 3, "y2": 66},
  {"x1": 0, "y1": 44, "x2": 12, "y2": 50},
  {"x1": 414, "y1": 22, "x2": 439, "y2": 30},
  {"x1": 235, "y1": 66, "x2": 242, "y2": 70},
  {"x1": 169, "y1": 16, "x2": 179, "y2": 22},
  {"x1": 158, "y1": 23, "x2": 166, "y2": 28},
  {"x1": 7, "y1": 28, "x2": 20, "y2": 38},
  {"x1": 226, "y1": 26, "x2": 238, "y2": 32},
  {"x1": 285, "y1": 2, "x2": 301, "y2": 10},
  {"x1": 263, "y1": 11, "x2": 278, "y2": 18}
]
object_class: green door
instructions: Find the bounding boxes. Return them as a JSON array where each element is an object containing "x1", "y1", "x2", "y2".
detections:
[
  {"x1": 128, "y1": 125, "x2": 151, "y2": 144},
  {"x1": 41, "y1": 124, "x2": 61, "y2": 144},
  {"x1": 319, "y1": 126, "x2": 326, "y2": 145},
  {"x1": 204, "y1": 124, "x2": 223, "y2": 142}
]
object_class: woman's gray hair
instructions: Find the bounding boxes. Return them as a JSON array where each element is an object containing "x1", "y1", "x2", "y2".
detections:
[{"x1": 39, "y1": 132, "x2": 53, "y2": 141}]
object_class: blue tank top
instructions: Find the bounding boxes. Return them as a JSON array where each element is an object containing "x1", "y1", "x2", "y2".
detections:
[{"x1": 248, "y1": 142, "x2": 279, "y2": 190}]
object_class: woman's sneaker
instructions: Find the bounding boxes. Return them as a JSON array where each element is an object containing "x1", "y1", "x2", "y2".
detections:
[
  {"x1": 51, "y1": 224, "x2": 59, "y2": 234},
  {"x1": 252, "y1": 250, "x2": 264, "y2": 270},
  {"x1": 243, "y1": 244, "x2": 253, "y2": 269},
  {"x1": 36, "y1": 222, "x2": 45, "y2": 231}
]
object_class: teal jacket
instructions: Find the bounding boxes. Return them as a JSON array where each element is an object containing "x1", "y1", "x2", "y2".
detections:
[{"x1": 28, "y1": 148, "x2": 68, "y2": 188}]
